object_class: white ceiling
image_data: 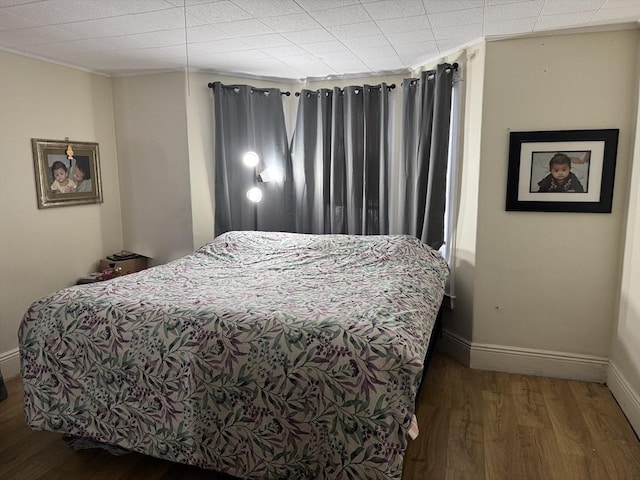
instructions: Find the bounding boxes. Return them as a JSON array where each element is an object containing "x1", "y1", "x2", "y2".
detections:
[{"x1": 1, "y1": 0, "x2": 639, "y2": 81}]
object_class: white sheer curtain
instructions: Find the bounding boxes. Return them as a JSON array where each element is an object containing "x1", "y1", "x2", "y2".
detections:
[{"x1": 440, "y1": 69, "x2": 462, "y2": 306}]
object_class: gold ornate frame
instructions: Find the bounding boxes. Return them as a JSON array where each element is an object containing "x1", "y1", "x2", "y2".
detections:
[{"x1": 32, "y1": 138, "x2": 103, "y2": 208}]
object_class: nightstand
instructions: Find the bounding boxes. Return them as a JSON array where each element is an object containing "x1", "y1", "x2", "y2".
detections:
[{"x1": 98, "y1": 256, "x2": 148, "y2": 275}]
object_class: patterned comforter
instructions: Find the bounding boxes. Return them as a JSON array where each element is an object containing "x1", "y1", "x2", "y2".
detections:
[{"x1": 19, "y1": 231, "x2": 448, "y2": 479}]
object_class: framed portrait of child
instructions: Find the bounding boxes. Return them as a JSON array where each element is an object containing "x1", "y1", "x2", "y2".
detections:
[
  {"x1": 505, "y1": 129, "x2": 618, "y2": 213},
  {"x1": 32, "y1": 138, "x2": 103, "y2": 209}
]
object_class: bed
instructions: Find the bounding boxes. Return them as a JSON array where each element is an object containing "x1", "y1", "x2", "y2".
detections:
[{"x1": 19, "y1": 231, "x2": 448, "y2": 479}]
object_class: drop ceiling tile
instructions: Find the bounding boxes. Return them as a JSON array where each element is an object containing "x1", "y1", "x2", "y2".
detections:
[
  {"x1": 19, "y1": 39, "x2": 108, "y2": 58},
  {"x1": 0, "y1": 0, "x2": 38, "y2": 6},
  {"x1": 41, "y1": 0, "x2": 175, "y2": 21},
  {"x1": 541, "y1": 0, "x2": 605, "y2": 15},
  {"x1": 42, "y1": 38, "x2": 119, "y2": 54},
  {"x1": 484, "y1": 1, "x2": 544, "y2": 23},
  {"x1": 433, "y1": 23, "x2": 482, "y2": 40},
  {"x1": 260, "y1": 13, "x2": 321, "y2": 33},
  {"x1": 96, "y1": 8, "x2": 192, "y2": 35},
  {"x1": 228, "y1": 57, "x2": 304, "y2": 79},
  {"x1": 317, "y1": 50, "x2": 363, "y2": 63},
  {"x1": 484, "y1": 16, "x2": 537, "y2": 36},
  {"x1": 352, "y1": 44, "x2": 398, "y2": 58},
  {"x1": 102, "y1": 30, "x2": 186, "y2": 49},
  {"x1": 54, "y1": 19, "x2": 127, "y2": 38},
  {"x1": 74, "y1": 50, "x2": 144, "y2": 67},
  {"x1": 386, "y1": 29, "x2": 435, "y2": 44},
  {"x1": 124, "y1": 44, "x2": 187, "y2": 60},
  {"x1": 423, "y1": 0, "x2": 484, "y2": 14},
  {"x1": 191, "y1": 49, "x2": 270, "y2": 63},
  {"x1": 436, "y1": 35, "x2": 479, "y2": 52},
  {"x1": 231, "y1": 0, "x2": 303, "y2": 17},
  {"x1": 1, "y1": 2, "x2": 82, "y2": 24},
  {"x1": 321, "y1": 52, "x2": 368, "y2": 74},
  {"x1": 375, "y1": 16, "x2": 431, "y2": 34},
  {"x1": 76, "y1": 50, "x2": 140, "y2": 63},
  {"x1": 300, "y1": 40, "x2": 347, "y2": 54},
  {"x1": 187, "y1": 1, "x2": 252, "y2": 24},
  {"x1": 0, "y1": 25, "x2": 80, "y2": 47},
  {"x1": 187, "y1": 38, "x2": 252, "y2": 55},
  {"x1": 394, "y1": 40, "x2": 438, "y2": 57},
  {"x1": 328, "y1": 21, "x2": 382, "y2": 40},
  {"x1": 534, "y1": 11, "x2": 598, "y2": 30},
  {"x1": 363, "y1": 0, "x2": 426, "y2": 20},
  {"x1": 400, "y1": 49, "x2": 438, "y2": 67},
  {"x1": 216, "y1": 19, "x2": 274, "y2": 37},
  {"x1": 0, "y1": 10, "x2": 43, "y2": 30},
  {"x1": 293, "y1": 0, "x2": 360, "y2": 12},
  {"x1": 341, "y1": 34, "x2": 390, "y2": 49},
  {"x1": 309, "y1": 5, "x2": 371, "y2": 27},
  {"x1": 1, "y1": 0, "x2": 639, "y2": 79},
  {"x1": 260, "y1": 44, "x2": 307, "y2": 57},
  {"x1": 590, "y1": 5, "x2": 640, "y2": 23},
  {"x1": 602, "y1": 0, "x2": 640, "y2": 7},
  {"x1": 283, "y1": 28, "x2": 335, "y2": 44},
  {"x1": 166, "y1": 0, "x2": 216, "y2": 6},
  {"x1": 242, "y1": 33, "x2": 292, "y2": 48},
  {"x1": 362, "y1": 55, "x2": 406, "y2": 71},
  {"x1": 186, "y1": 24, "x2": 230, "y2": 43},
  {"x1": 188, "y1": 52, "x2": 271, "y2": 72},
  {"x1": 427, "y1": 7, "x2": 483, "y2": 28},
  {"x1": 484, "y1": 0, "x2": 541, "y2": 5},
  {"x1": 278, "y1": 54, "x2": 335, "y2": 76}
]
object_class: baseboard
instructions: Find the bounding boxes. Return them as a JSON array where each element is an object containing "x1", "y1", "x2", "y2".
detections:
[
  {"x1": 607, "y1": 361, "x2": 640, "y2": 438},
  {"x1": 439, "y1": 329, "x2": 608, "y2": 383},
  {"x1": 438, "y1": 328, "x2": 471, "y2": 366},
  {"x1": 0, "y1": 347, "x2": 20, "y2": 379}
]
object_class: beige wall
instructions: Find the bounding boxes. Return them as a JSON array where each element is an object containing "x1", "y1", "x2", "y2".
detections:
[
  {"x1": 441, "y1": 43, "x2": 485, "y2": 347},
  {"x1": 0, "y1": 51, "x2": 123, "y2": 375},
  {"x1": 186, "y1": 73, "x2": 216, "y2": 250},
  {"x1": 112, "y1": 72, "x2": 194, "y2": 265},
  {"x1": 608, "y1": 44, "x2": 640, "y2": 433},
  {"x1": 473, "y1": 30, "x2": 638, "y2": 357}
]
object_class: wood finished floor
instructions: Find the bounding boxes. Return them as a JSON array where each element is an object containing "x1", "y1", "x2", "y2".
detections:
[{"x1": 1, "y1": 352, "x2": 639, "y2": 480}]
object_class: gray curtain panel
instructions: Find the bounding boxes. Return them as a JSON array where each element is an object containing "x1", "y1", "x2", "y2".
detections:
[
  {"x1": 212, "y1": 82, "x2": 294, "y2": 235},
  {"x1": 290, "y1": 84, "x2": 391, "y2": 235},
  {"x1": 401, "y1": 64, "x2": 454, "y2": 249}
]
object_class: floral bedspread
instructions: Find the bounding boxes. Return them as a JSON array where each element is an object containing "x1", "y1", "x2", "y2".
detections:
[{"x1": 19, "y1": 231, "x2": 448, "y2": 479}]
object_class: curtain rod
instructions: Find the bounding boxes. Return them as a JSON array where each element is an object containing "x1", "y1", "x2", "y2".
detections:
[
  {"x1": 406, "y1": 62, "x2": 459, "y2": 86},
  {"x1": 207, "y1": 82, "x2": 290, "y2": 96},
  {"x1": 294, "y1": 83, "x2": 396, "y2": 97}
]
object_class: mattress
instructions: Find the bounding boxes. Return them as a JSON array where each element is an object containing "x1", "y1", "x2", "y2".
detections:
[{"x1": 19, "y1": 231, "x2": 448, "y2": 479}]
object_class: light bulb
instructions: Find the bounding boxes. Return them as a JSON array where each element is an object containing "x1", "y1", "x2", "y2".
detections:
[
  {"x1": 246, "y1": 187, "x2": 262, "y2": 202},
  {"x1": 258, "y1": 167, "x2": 282, "y2": 183},
  {"x1": 243, "y1": 151, "x2": 259, "y2": 168}
]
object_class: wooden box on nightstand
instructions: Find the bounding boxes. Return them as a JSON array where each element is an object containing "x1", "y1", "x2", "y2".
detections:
[{"x1": 98, "y1": 256, "x2": 148, "y2": 275}]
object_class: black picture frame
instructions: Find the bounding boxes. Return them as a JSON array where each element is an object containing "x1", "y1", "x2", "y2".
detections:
[{"x1": 506, "y1": 129, "x2": 618, "y2": 213}]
